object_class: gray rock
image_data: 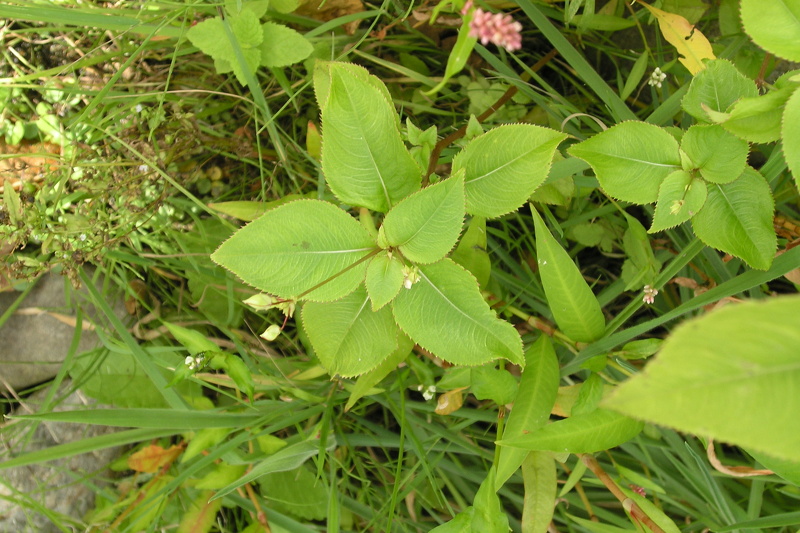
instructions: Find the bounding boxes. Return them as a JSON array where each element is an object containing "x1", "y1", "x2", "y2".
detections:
[
  {"x1": 0, "y1": 269, "x2": 127, "y2": 392},
  {"x1": 0, "y1": 383, "x2": 122, "y2": 532}
]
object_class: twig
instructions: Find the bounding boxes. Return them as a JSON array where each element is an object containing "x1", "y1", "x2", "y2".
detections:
[{"x1": 581, "y1": 454, "x2": 666, "y2": 533}]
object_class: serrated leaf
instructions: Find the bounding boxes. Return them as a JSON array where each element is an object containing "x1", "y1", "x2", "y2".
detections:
[
  {"x1": 604, "y1": 296, "x2": 800, "y2": 462},
  {"x1": 365, "y1": 251, "x2": 404, "y2": 310},
  {"x1": 451, "y1": 216, "x2": 491, "y2": 288},
  {"x1": 452, "y1": 124, "x2": 567, "y2": 218},
  {"x1": 318, "y1": 62, "x2": 420, "y2": 212},
  {"x1": 186, "y1": 14, "x2": 263, "y2": 84},
  {"x1": 381, "y1": 171, "x2": 465, "y2": 264},
  {"x1": 260, "y1": 22, "x2": 312, "y2": 67},
  {"x1": 649, "y1": 170, "x2": 707, "y2": 233},
  {"x1": 499, "y1": 408, "x2": 644, "y2": 453},
  {"x1": 741, "y1": 0, "x2": 800, "y2": 62},
  {"x1": 521, "y1": 452, "x2": 557, "y2": 533},
  {"x1": 639, "y1": 2, "x2": 715, "y2": 74},
  {"x1": 532, "y1": 209, "x2": 605, "y2": 343},
  {"x1": 314, "y1": 61, "x2": 395, "y2": 118},
  {"x1": 783, "y1": 88, "x2": 800, "y2": 192},
  {"x1": 681, "y1": 124, "x2": 748, "y2": 183},
  {"x1": 682, "y1": 59, "x2": 759, "y2": 122},
  {"x1": 301, "y1": 286, "x2": 399, "y2": 377},
  {"x1": 345, "y1": 333, "x2": 413, "y2": 411},
  {"x1": 692, "y1": 167, "x2": 776, "y2": 270},
  {"x1": 392, "y1": 258, "x2": 524, "y2": 367},
  {"x1": 496, "y1": 336, "x2": 560, "y2": 488},
  {"x1": 211, "y1": 200, "x2": 376, "y2": 302},
  {"x1": 716, "y1": 87, "x2": 794, "y2": 143},
  {"x1": 568, "y1": 121, "x2": 681, "y2": 204}
]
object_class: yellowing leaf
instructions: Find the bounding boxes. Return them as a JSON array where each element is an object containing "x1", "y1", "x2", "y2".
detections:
[
  {"x1": 128, "y1": 444, "x2": 183, "y2": 473},
  {"x1": 638, "y1": 1, "x2": 715, "y2": 74},
  {"x1": 435, "y1": 387, "x2": 467, "y2": 415}
]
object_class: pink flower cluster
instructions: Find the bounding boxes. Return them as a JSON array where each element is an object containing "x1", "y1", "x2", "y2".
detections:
[{"x1": 465, "y1": 3, "x2": 523, "y2": 52}]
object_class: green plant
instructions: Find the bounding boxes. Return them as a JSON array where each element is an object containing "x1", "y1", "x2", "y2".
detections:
[
  {"x1": 186, "y1": 0, "x2": 313, "y2": 84},
  {"x1": 212, "y1": 61, "x2": 568, "y2": 376}
]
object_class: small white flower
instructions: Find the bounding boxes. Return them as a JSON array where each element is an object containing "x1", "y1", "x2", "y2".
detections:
[
  {"x1": 643, "y1": 285, "x2": 658, "y2": 305},
  {"x1": 138, "y1": 164, "x2": 150, "y2": 173},
  {"x1": 422, "y1": 385, "x2": 436, "y2": 401},
  {"x1": 78, "y1": 234, "x2": 87, "y2": 242},
  {"x1": 135, "y1": 104, "x2": 143, "y2": 113},
  {"x1": 648, "y1": 67, "x2": 667, "y2": 89},
  {"x1": 184, "y1": 355, "x2": 194, "y2": 367}
]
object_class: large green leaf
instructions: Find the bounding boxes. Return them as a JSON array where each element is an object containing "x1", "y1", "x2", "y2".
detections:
[
  {"x1": 680, "y1": 124, "x2": 748, "y2": 184},
  {"x1": 521, "y1": 452, "x2": 557, "y2": 533},
  {"x1": 650, "y1": 170, "x2": 707, "y2": 233},
  {"x1": 681, "y1": 59, "x2": 758, "y2": 122},
  {"x1": 452, "y1": 124, "x2": 567, "y2": 218},
  {"x1": 381, "y1": 171, "x2": 465, "y2": 264},
  {"x1": 741, "y1": 0, "x2": 800, "y2": 62},
  {"x1": 496, "y1": 336, "x2": 560, "y2": 488},
  {"x1": 568, "y1": 121, "x2": 681, "y2": 204},
  {"x1": 532, "y1": 209, "x2": 606, "y2": 343},
  {"x1": 301, "y1": 286, "x2": 399, "y2": 377},
  {"x1": 715, "y1": 87, "x2": 794, "y2": 143},
  {"x1": 392, "y1": 258, "x2": 524, "y2": 367},
  {"x1": 259, "y1": 22, "x2": 312, "y2": 68},
  {"x1": 604, "y1": 296, "x2": 800, "y2": 462},
  {"x1": 186, "y1": 12, "x2": 262, "y2": 85},
  {"x1": 314, "y1": 61, "x2": 395, "y2": 118},
  {"x1": 498, "y1": 408, "x2": 643, "y2": 453},
  {"x1": 782, "y1": 87, "x2": 800, "y2": 192},
  {"x1": 692, "y1": 167, "x2": 776, "y2": 270},
  {"x1": 317, "y1": 61, "x2": 420, "y2": 212},
  {"x1": 211, "y1": 200, "x2": 376, "y2": 302}
]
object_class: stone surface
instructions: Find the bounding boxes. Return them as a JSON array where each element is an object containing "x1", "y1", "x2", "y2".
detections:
[
  {"x1": 0, "y1": 383, "x2": 122, "y2": 532},
  {"x1": 0, "y1": 269, "x2": 125, "y2": 391}
]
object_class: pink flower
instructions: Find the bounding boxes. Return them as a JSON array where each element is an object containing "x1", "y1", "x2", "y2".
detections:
[{"x1": 467, "y1": 7, "x2": 522, "y2": 52}]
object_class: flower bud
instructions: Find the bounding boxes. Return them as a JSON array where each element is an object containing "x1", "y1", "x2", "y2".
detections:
[
  {"x1": 260, "y1": 324, "x2": 281, "y2": 341},
  {"x1": 243, "y1": 293, "x2": 276, "y2": 311}
]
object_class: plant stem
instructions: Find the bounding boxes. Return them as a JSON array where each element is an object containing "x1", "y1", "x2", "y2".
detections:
[{"x1": 581, "y1": 455, "x2": 666, "y2": 533}]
